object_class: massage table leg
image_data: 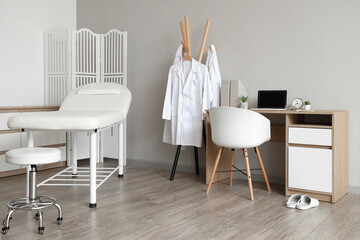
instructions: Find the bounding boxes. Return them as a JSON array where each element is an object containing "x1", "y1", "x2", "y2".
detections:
[
  {"x1": 118, "y1": 122, "x2": 124, "y2": 178},
  {"x1": 124, "y1": 120, "x2": 127, "y2": 166},
  {"x1": 89, "y1": 131, "x2": 97, "y2": 208},
  {"x1": 26, "y1": 131, "x2": 34, "y2": 198},
  {"x1": 99, "y1": 131, "x2": 104, "y2": 163},
  {"x1": 96, "y1": 133, "x2": 99, "y2": 163},
  {"x1": 71, "y1": 132, "x2": 77, "y2": 175},
  {"x1": 66, "y1": 132, "x2": 71, "y2": 167}
]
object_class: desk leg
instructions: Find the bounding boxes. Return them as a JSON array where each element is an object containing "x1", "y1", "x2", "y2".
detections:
[
  {"x1": 26, "y1": 131, "x2": 34, "y2": 198},
  {"x1": 89, "y1": 131, "x2": 97, "y2": 208},
  {"x1": 118, "y1": 122, "x2": 124, "y2": 178},
  {"x1": 71, "y1": 132, "x2": 77, "y2": 175}
]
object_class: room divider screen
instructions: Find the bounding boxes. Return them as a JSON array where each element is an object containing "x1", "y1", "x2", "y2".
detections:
[{"x1": 44, "y1": 28, "x2": 127, "y2": 106}]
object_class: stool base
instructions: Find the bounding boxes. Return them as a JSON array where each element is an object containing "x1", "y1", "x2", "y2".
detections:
[{"x1": 2, "y1": 196, "x2": 63, "y2": 235}]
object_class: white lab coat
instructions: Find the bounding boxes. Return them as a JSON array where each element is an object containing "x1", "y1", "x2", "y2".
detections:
[
  {"x1": 205, "y1": 44, "x2": 222, "y2": 107},
  {"x1": 173, "y1": 44, "x2": 185, "y2": 64},
  {"x1": 162, "y1": 59, "x2": 213, "y2": 147}
]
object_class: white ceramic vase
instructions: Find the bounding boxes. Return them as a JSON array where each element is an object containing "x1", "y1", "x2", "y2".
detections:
[
  {"x1": 305, "y1": 105, "x2": 311, "y2": 110},
  {"x1": 241, "y1": 102, "x2": 248, "y2": 110}
]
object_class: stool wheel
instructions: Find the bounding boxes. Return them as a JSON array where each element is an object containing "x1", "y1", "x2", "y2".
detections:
[
  {"x1": 38, "y1": 226, "x2": 45, "y2": 234},
  {"x1": 57, "y1": 217, "x2": 63, "y2": 225},
  {"x1": 2, "y1": 226, "x2": 9, "y2": 235}
]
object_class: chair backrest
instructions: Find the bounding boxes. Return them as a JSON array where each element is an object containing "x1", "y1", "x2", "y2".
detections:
[
  {"x1": 60, "y1": 83, "x2": 132, "y2": 116},
  {"x1": 208, "y1": 107, "x2": 271, "y2": 149}
]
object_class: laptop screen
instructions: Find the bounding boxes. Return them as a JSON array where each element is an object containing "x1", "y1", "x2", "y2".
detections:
[{"x1": 257, "y1": 90, "x2": 287, "y2": 109}]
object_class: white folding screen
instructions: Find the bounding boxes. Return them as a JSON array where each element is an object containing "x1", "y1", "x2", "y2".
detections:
[
  {"x1": 44, "y1": 28, "x2": 127, "y2": 105},
  {"x1": 44, "y1": 29, "x2": 70, "y2": 106},
  {"x1": 71, "y1": 28, "x2": 100, "y2": 89},
  {"x1": 101, "y1": 30, "x2": 127, "y2": 86}
]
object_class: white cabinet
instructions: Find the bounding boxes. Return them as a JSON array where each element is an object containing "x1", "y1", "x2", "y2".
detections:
[
  {"x1": 286, "y1": 111, "x2": 348, "y2": 203},
  {"x1": 288, "y1": 146, "x2": 332, "y2": 193}
]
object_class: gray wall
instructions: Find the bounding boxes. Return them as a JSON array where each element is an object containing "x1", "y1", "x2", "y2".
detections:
[
  {"x1": 0, "y1": 0, "x2": 76, "y2": 106},
  {"x1": 77, "y1": 0, "x2": 360, "y2": 187}
]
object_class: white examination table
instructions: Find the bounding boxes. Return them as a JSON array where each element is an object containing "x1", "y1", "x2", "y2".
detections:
[{"x1": 8, "y1": 83, "x2": 132, "y2": 208}]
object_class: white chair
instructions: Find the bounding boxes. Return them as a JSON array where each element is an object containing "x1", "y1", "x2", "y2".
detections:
[
  {"x1": 2, "y1": 148, "x2": 63, "y2": 235},
  {"x1": 207, "y1": 107, "x2": 271, "y2": 200}
]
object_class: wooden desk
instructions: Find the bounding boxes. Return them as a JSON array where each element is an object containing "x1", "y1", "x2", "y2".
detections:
[{"x1": 205, "y1": 109, "x2": 348, "y2": 203}]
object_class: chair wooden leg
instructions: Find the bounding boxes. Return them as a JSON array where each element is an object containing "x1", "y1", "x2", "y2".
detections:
[
  {"x1": 229, "y1": 149, "x2": 235, "y2": 186},
  {"x1": 206, "y1": 147, "x2": 223, "y2": 193},
  {"x1": 243, "y1": 149, "x2": 254, "y2": 200},
  {"x1": 255, "y1": 147, "x2": 271, "y2": 192}
]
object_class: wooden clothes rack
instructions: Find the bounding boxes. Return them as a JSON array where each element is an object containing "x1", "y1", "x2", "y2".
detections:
[{"x1": 170, "y1": 16, "x2": 211, "y2": 181}]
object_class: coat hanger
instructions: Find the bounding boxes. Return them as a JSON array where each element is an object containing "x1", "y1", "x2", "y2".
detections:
[
  {"x1": 181, "y1": 16, "x2": 192, "y2": 62},
  {"x1": 198, "y1": 19, "x2": 211, "y2": 62},
  {"x1": 178, "y1": 16, "x2": 211, "y2": 62}
]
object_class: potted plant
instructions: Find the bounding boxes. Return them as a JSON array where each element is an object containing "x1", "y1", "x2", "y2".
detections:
[
  {"x1": 240, "y1": 96, "x2": 248, "y2": 109},
  {"x1": 304, "y1": 101, "x2": 311, "y2": 110}
]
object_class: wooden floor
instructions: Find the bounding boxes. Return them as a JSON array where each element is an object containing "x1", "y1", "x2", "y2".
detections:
[{"x1": 0, "y1": 161, "x2": 359, "y2": 240}]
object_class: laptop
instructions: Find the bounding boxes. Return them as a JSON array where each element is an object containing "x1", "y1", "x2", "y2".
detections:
[{"x1": 252, "y1": 90, "x2": 287, "y2": 110}]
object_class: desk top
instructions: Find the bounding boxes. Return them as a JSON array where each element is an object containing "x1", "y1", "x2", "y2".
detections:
[{"x1": 251, "y1": 109, "x2": 347, "y2": 115}]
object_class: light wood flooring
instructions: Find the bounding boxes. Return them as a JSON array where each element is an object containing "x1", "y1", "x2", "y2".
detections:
[{"x1": 0, "y1": 160, "x2": 359, "y2": 240}]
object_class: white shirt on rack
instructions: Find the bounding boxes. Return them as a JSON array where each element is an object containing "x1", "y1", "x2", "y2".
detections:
[
  {"x1": 162, "y1": 59, "x2": 213, "y2": 147},
  {"x1": 205, "y1": 44, "x2": 222, "y2": 108}
]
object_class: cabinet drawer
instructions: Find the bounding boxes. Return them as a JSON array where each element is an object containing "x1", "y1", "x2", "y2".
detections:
[
  {"x1": 288, "y1": 127, "x2": 332, "y2": 146},
  {"x1": 288, "y1": 146, "x2": 332, "y2": 193}
]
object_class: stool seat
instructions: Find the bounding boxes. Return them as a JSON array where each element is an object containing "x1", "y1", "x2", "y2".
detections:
[{"x1": 6, "y1": 148, "x2": 61, "y2": 165}]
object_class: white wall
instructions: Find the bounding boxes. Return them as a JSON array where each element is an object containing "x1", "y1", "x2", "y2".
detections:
[
  {"x1": 77, "y1": 0, "x2": 360, "y2": 187},
  {"x1": 0, "y1": 0, "x2": 76, "y2": 106}
]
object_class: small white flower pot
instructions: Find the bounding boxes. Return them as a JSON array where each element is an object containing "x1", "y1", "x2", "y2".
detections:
[
  {"x1": 305, "y1": 105, "x2": 311, "y2": 110},
  {"x1": 241, "y1": 102, "x2": 248, "y2": 109}
]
